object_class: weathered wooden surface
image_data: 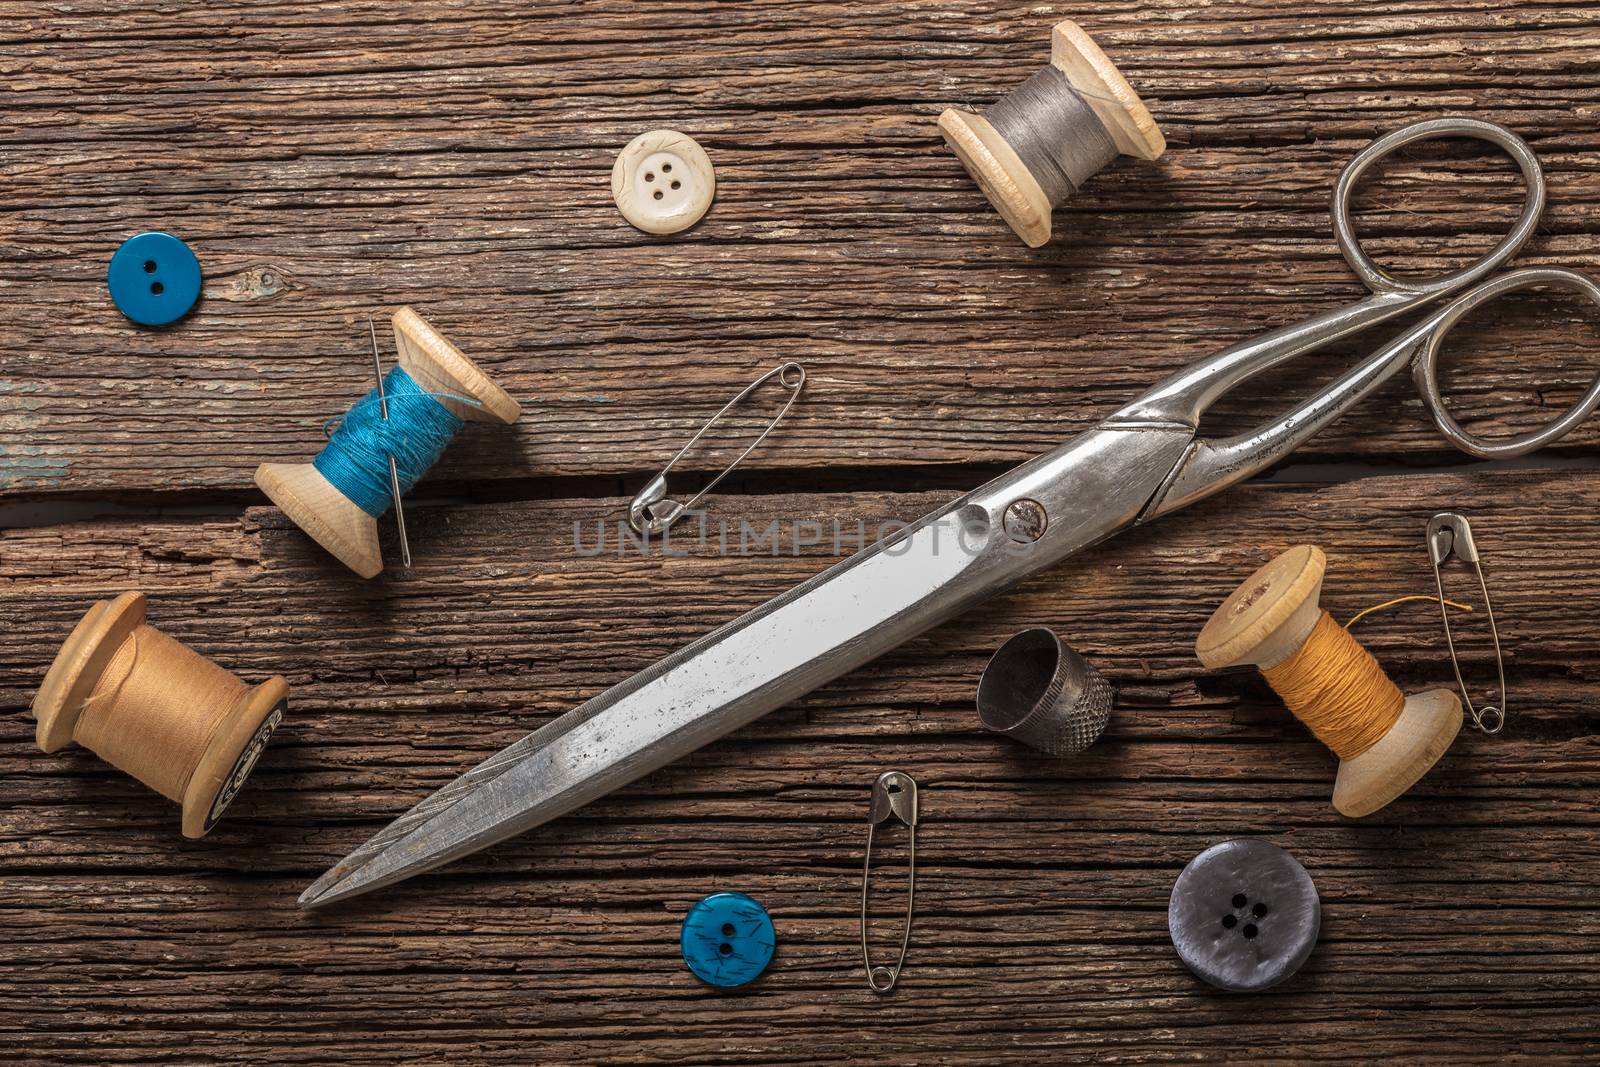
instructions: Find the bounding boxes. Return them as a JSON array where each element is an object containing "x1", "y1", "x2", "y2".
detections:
[
  {"x1": 6, "y1": 2, "x2": 1600, "y2": 1065},
  {"x1": 4, "y1": 473, "x2": 1600, "y2": 1064},
  {"x1": 5, "y1": 1, "x2": 1600, "y2": 494}
]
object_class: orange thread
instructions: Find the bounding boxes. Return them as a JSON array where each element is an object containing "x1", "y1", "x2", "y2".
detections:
[
  {"x1": 1261, "y1": 611, "x2": 1404, "y2": 759},
  {"x1": 1345, "y1": 594, "x2": 1474, "y2": 630},
  {"x1": 74, "y1": 625, "x2": 253, "y2": 802}
]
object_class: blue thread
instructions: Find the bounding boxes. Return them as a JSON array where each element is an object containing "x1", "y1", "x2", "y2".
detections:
[{"x1": 314, "y1": 367, "x2": 468, "y2": 517}]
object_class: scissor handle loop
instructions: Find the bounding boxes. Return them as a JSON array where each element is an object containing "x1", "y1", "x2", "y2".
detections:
[
  {"x1": 1332, "y1": 117, "x2": 1546, "y2": 299},
  {"x1": 1413, "y1": 267, "x2": 1600, "y2": 459}
]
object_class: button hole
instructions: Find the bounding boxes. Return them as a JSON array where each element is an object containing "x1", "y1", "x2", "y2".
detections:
[
  {"x1": 645, "y1": 172, "x2": 654, "y2": 182},
  {"x1": 1242, "y1": 923, "x2": 1259, "y2": 939},
  {"x1": 1252, "y1": 902, "x2": 1269, "y2": 918},
  {"x1": 1232, "y1": 893, "x2": 1248, "y2": 908},
  {"x1": 150, "y1": 281, "x2": 164, "y2": 295},
  {"x1": 1221, "y1": 914, "x2": 1237, "y2": 929},
  {"x1": 142, "y1": 260, "x2": 157, "y2": 273},
  {"x1": 718, "y1": 943, "x2": 733, "y2": 956},
  {"x1": 670, "y1": 180, "x2": 681, "y2": 190},
  {"x1": 662, "y1": 162, "x2": 672, "y2": 172},
  {"x1": 721, "y1": 922, "x2": 734, "y2": 937},
  {"x1": 653, "y1": 190, "x2": 663, "y2": 200}
]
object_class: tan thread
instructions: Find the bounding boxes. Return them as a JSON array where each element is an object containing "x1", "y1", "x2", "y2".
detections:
[
  {"x1": 1261, "y1": 611, "x2": 1404, "y2": 759},
  {"x1": 73, "y1": 625, "x2": 251, "y2": 802}
]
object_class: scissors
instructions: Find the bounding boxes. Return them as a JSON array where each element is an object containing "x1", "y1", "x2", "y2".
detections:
[{"x1": 302, "y1": 117, "x2": 1600, "y2": 907}]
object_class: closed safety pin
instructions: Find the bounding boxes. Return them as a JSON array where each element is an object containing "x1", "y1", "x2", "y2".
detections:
[
  {"x1": 1427, "y1": 512, "x2": 1507, "y2": 733},
  {"x1": 628, "y1": 361, "x2": 805, "y2": 535},
  {"x1": 861, "y1": 771, "x2": 917, "y2": 994}
]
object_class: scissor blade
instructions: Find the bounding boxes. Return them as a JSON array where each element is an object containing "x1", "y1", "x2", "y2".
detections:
[{"x1": 300, "y1": 508, "x2": 991, "y2": 908}]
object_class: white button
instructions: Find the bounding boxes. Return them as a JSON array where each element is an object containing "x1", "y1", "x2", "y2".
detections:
[{"x1": 611, "y1": 129, "x2": 715, "y2": 235}]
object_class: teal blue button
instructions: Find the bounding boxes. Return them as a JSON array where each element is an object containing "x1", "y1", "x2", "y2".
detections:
[
  {"x1": 108, "y1": 232, "x2": 201, "y2": 326},
  {"x1": 680, "y1": 891, "x2": 775, "y2": 988}
]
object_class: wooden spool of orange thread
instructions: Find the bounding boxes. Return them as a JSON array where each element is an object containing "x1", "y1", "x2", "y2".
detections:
[
  {"x1": 1196, "y1": 546, "x2": 1463, "y2": 818},
  {"x1": 31, "y1": 592, "x2": 287, "y2": 838}
]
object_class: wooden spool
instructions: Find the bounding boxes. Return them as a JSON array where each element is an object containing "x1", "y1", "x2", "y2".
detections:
[
  {"x1": 31, "y1": 591, "x2": 288, "y2": 838},
  {"x1": 938, "y1": 20, "x2": 1165, "y2": 247},
  {"x1": 254, "y1": 306, "x2": 521, "y2": 578},
  {"x1": 1196, "y1": 546, "x2": 1463, "y2": 818}
]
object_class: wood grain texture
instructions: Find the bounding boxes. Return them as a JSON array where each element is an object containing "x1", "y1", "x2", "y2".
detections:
[
  {"x1": 5, "y1": 1, "x2": 1600, "y2": 494},
  {"x1": 4, "y1": 473, "x2": 1600, "y2": 1064},
  {"x1": 5, "y1": 2, "x2": 1600, "y2": 1065}
]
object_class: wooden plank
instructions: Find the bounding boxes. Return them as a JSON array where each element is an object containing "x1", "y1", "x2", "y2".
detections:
[
  {"x1": 6, "y1": 1, "x2": 1600, "y2": 495},
  {"x1": 2, "y1": 469, "x2": 1599, "y2": 1063}
]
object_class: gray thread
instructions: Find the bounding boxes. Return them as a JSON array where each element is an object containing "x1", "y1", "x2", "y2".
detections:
[{"x1": 985, "y1": 65, "x2": 1118, "y2": 205}]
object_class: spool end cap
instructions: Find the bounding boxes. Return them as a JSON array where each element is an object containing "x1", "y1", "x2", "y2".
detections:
[
  {"x1": 1333, "y1": 688, "x2": 1462, "y2": 817},
  {"x1": 392, "y1": 307, "x2": 521, "y2": 426},
  {"x1": 1049, "y1": 20, "x2": 1166, "y2": 161},
  {"x1": 938, "y1": 108, "x2": 1054, "y2": 247},
  {"x1": 182, "y1": 677, "x2": 288, "y2": 839},
  {"x1": 33, "y1": 591, "x2": 148, "y2": 752},
  {"x1": 255, "y1": 462, "x2": 383, "y2": 578},
  {"x1": 1196, "y1": 546, "x2": 1327, "y2": 670}
]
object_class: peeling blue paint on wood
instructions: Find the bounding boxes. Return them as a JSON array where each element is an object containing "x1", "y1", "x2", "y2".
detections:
[{"x1": 0, "y1": 444, "x2": 70, "y2": 490}]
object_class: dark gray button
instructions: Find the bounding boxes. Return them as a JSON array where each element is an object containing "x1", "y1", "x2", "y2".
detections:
[{"x1": 1168, "y1": 839, "x2": 1319, "y2": 992}]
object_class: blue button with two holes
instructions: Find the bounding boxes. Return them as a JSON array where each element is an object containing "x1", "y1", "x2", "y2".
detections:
[
  {"x1": 107, "y1": 232, "x2": 202, "y2": 326},
  {"x1": 680, "y1": 891, "x2": 775, "y2": 988}
]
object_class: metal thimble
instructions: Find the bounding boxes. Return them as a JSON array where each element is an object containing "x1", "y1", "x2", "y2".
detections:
[{"x1": 976, "y1": 627, "x2": 1112, "y2": 756}]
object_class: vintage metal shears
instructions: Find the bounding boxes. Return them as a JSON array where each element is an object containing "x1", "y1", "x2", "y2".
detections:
[{"x1": 302, "y1": 117, "x2": 1600, "y2": 908}]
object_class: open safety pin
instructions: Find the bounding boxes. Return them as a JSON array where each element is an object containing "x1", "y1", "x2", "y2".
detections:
[
  {"x1": 628, "y1": 361, "x2": 805, "y2": 535},
  {"x1": 1427, "y1": 512, "x2": 1506, "y2": 732},
  {"x1": 861, "y1": 771, "x2": 917, "y2": 994}
]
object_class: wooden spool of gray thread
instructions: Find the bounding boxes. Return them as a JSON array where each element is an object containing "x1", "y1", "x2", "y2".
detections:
[{"x1": 939, "y1": 20, "x2": 1166, "y2": 247}]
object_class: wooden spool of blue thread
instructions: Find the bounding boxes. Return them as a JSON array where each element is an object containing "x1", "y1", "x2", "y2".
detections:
[{"x1": 255, "y1": 307, "x2": 521, "y2": 578}]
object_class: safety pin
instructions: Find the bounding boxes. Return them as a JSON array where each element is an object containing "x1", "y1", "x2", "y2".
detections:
[
  {"x1": 1427, "y1": 512, "x2": 1505, "y2": 732},
  {"x1": 628, "y1": 361, "x2": 805, "y2": 535},
  {"x1": 368, "y1": 318, "x2": 411, "y2": 567},
  {"x1": 861, "y1": 771, "x2": 917, "y2": 994}
]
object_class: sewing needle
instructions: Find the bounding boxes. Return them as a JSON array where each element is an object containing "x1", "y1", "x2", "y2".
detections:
[{"x1": 368, "y1": 317, "x2": 411, "y2": 568}]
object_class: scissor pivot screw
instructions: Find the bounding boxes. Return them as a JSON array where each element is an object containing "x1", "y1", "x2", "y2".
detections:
[{"x1": 1003, "y1": 499, "x2": 1048, "y2": 543}]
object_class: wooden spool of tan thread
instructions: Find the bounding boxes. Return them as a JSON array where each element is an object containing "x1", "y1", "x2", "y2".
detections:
[
  {"x1": 31, "y1": 591, "x2": 288, "y2": 839},
  {"x1": 938, "y1": 20, "x2": 1166, "y2": 247},
  {"x1": 1196, "y1": 546, "x2": 1463, "y2": 818},
  {"x1": 254, "y1": 306, "x2": 522, "y2": 579}
]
